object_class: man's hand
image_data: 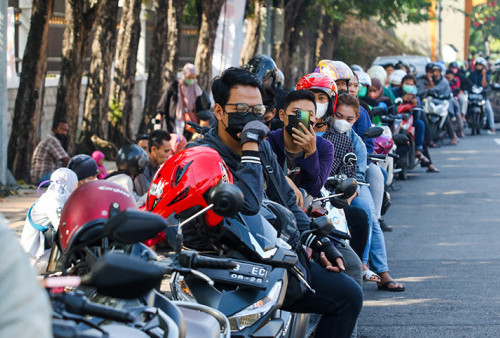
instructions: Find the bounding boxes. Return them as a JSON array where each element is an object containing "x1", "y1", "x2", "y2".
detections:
[
  {"x1": 286, "y1": 176, "x2": 304, "y2": 208},
  {"x1": 240, "y1": 120, "x2": 270, "y2": 146},
  {"x1": 346, "y1": 191, "x2": 358, "y2": 205},
  {"x1": 320, "y1": 252, "x2": 345, "y2": 273},
  {"x1": 292, "y1": 123, "x2": 317, "y2": 158}
]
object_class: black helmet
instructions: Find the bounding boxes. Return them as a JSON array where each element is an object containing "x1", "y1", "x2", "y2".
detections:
[
  {"x1": 116, "y1": 144, "x2": 149, "y2": 177},
  {"x1": 243, "y1": 55, "x2": 278, "y2": 87},
  {"x1": 68, "y1": 154, "x2": 99, "y2": 181},
  {"x1": 395, "y1": 61, "x2": 409, "y2": 70},
  {"x1": 449, "y1": 61, "x2": 458, "y2": 69},
  {"x1": 425, "y1": 62, "x2": 435, "y2": 73}
]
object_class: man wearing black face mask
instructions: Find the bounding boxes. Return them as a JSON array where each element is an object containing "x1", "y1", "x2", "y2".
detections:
[
  {"x1": 188, "y1": 67, "x2": 362, "y2": 338},
  {"x1": 30, "y1": 119, "x2": 70, "y2": 185}
]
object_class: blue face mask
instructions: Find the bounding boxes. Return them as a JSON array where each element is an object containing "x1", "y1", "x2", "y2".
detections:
[
  {"x1": 315, "y1": 131, "x2": 326, "y2": 137},
  {"x1": 402, "y1": 84, "x2": 417, "y2": 94}
]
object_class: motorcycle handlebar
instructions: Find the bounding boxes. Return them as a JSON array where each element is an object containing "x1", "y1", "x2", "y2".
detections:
[
  {"x1": 328, "y1": 229, "x2": 352, "y2": 240},
  {"x1": 192, "y1": 255, "x2": 237, "y2": 270},
  {"x1": 62, "y1": 293, "x2": 134, "y2": 323},
  {"x1": 388, "y1": 153, "x2": 400, "y2": 159},
  {"x1": 367, "y1": 154, "x2": 387, "y2": 160}
]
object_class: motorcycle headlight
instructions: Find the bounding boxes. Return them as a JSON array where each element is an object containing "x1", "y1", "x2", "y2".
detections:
[
  {"x1": 228, "y1": 281, "x2": 282, "y2": 331},
  {"x1": 170, "y1": 273, "x2": 197, "y2": 303}
]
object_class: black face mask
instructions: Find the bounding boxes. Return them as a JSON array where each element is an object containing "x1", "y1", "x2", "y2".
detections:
[
  {"x1": 224, "y1": 111, "x2": 264, "y2": 142},
  {"x1": 54, "y1": 133, "x2": 68, "y2": 150},
  {"x1": 338, "y1": 89, "x2": 348, "y2": 95}
]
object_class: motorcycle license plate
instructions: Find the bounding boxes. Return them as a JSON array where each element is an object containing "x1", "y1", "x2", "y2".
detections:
[{"x1": 198, "y1": 260, "x2": 271, "y2": 289}]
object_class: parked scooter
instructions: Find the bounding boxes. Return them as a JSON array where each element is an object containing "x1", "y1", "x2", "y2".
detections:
[{"x1": 423, "y1": 92, "x2": 450, "y2": 143}]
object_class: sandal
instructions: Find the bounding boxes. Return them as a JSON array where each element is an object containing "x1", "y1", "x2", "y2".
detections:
[
  {"x1": 416, "y1": 153, "x2": 430, "y2": 167},
  {"x1": 377, "y1": 280, "x2": 405, "y2": 292},
  {"x1": 362, "y1": 269, "x2": 381, "y2": 283},
  {"x1": 427, "y1": 166, "x2": 440, "y2": 173}
]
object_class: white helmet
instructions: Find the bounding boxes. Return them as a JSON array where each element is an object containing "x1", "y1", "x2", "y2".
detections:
[
  {"x1": 389, "y1": 69, "x2": 407, "y2": 86},
  {"x1": 475, "y1": 57, "x2": 488, "y2": 67},
  {"x1": 367, "y1": 65, "x2": 388, "y2": 85},
  {"x1": 354, "y1": 71, "x2": 371, "y2": 87}
]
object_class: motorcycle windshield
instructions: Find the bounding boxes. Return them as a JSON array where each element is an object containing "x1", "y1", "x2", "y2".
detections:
[{"x1": 240, "y1": 213, "x2": 277, "y2": 252}]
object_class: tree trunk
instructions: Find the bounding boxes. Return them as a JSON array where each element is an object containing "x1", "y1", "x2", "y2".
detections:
[
  {"x1": 109, "y1": 0, "x2": 142, "y2": 146},
  {"x1": 315, "y1": 10, "x2": 340, "y2": 62},
  {"x1": 7, "y1": 0, "x2": 54, "y2": 182},
  {"x1": 79, "y1": 0, "x2": 119, "y2": 153},
  {"x1": 194, "y1": 0, "x2": 226, "y2": 92},
  {"x1": 163, "y1": 0, "x2": 187, "y2": 85},
  {"x1": 139, "y1": 0, "x2": 169, "y2": 134},
  {"x1": 53, "y1": 0, "x2": 98, "y2": 155},
  {"x1": 275, "y1": 0, "x2": 307, "y2": 88},
  {"x1": 240, "y1": 0, "x2": 263, "y2": 66}
]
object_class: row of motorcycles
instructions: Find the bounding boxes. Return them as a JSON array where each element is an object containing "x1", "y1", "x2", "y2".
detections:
[{"x1": 45, "y1": 165, "x2": 357, "y2": 338}]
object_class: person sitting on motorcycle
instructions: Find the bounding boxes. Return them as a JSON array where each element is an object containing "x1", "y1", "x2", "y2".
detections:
[
  {"x1": 365, "y1": 78, "x2": 395, "y2": 115},
  {"x1": 427, "y1": 64, "x2": 460, "y2": 145},
  {"x1": 67, "y1": 154, "x2": 99, "y2": 187},
  {"x1": 449, "y1": 61, "x2": 471, "y2": 123},
  {"x1": 267, "y1": 89, "x2": 334, "y2": 197},
  {"x1": 134, "y1": 130, "x2": 172, "y2": 196},
  {"x1": 468, "y1": 57, "x2": 496, "y2": 134},
  {"x1": 106, "y1": 144, "x2": 149, "y2": 207},
  {"x1": 189, "y1": 67, "x2": 363, "y2": 338},
  {"x1": 388, "y1": 69, "x2": 408, "y2": 96},
  {"x1": 20, "y1": 168, "x2": 78, "y2": 273},
  {"x1": 331, "y1": 94, "x2": 405, "y2": 290},
  {"x1": 382, "y1": 62, "x2": 396, "y2": 77},
  {"x1": 367, "y1": 65, "x2": 397, "y2": 103},
  {"x1": 445, "y1": 70, "x2": 466, "y2": 138},
  {"x1": 394, "y1": 75, "x2": 439, "y2": 172}
]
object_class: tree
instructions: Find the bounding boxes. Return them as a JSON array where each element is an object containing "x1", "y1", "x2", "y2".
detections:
[
  {"x1": 109, "y1": 0, "x2": 142, "y2": 146},
  {"x1": 240, "y1": 0, "x2": 264, "y2": 65},
  {"x1": 194, "y1": 0, "x2": 226, "y2": 91},
  {"x1": 79, "y1": 0, "x2": 119, "y2": 156},
  {"x1": 53, "y1": 0, "x2": 99, "y2": 154},
  {"x1": 140, "y1": 0, "x2": 187, "y2": 134},
  {"x1": 7, "y1": 0, "x2": 54, "y2": 182}
]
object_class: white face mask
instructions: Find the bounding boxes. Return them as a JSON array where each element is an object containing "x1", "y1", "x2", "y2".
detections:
[
  {"x1": 333, "y1": 119, "x2": 353, "y2": 134},
  {"x1": 315, "y1": 102, "x2": 329, "y2": 119}
]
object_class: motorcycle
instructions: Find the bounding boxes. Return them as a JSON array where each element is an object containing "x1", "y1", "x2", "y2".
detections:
[
  {"x1": 393, "y1": 103, "x2": 418, "y2": 180},
  {"x1": 422, "y1": 92, "x2": 450, "y2": 143},
  {"x1": 466, "y1": 85, "x2": 487, "y2": 135}
]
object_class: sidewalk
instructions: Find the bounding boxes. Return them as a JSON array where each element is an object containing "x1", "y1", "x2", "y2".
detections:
[{"x1": 0, "y1": 188, "x2": 39, "y2": 237}]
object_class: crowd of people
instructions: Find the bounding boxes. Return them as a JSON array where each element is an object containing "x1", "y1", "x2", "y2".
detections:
[{"x1": 14, "y1": 54, "x2": 498, "y2": 337}]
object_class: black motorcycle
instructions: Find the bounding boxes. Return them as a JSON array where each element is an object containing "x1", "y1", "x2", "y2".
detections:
[{"x1": 466, "y1": 85, "x2": 487, "y2": 135}]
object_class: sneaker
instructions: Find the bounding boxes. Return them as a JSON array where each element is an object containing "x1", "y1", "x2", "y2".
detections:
[
  {"x1": 487, "y1": 129, "x2": 496, "y2": 135},
  {"x1": 379, "y1": 219, "x2": 392, "y2": 232}
]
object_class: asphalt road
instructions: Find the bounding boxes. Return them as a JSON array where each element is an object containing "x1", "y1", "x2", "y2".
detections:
[{"x1": 357, "y1": 130, "x2": 500, "y2": 337}]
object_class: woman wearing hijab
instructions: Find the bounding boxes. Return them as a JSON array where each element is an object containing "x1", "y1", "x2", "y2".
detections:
[
  {"x1": 20, "y1": 168, "x2": 78, "y2": 273},
  {"x1": 157, "y1": 63, "x2": 202, "y2": 138},
  {"x1": 365, "y1": 78, "x2": 395, "y2": 115}
]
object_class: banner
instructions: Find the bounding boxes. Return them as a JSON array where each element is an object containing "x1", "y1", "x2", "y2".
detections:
[{"x1": 212, "y1": 0, "x2": 247, "y2": 79}]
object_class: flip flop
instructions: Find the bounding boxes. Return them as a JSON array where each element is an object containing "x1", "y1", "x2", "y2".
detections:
[
  {"x1": 362, "y1": 269, "x2": 381, "y2": 283},
  {"x1": 378, "y1": 280, "x2": 405, "y2": 292}
]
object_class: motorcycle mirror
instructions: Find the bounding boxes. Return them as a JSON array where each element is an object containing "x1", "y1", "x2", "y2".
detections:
[
  {"x1": 207, "y1": 183, "x2": 244, "y2": 217},
  {"x1": 310, "y1": 216, "x2": 335, "y2": 236},
  {"x1": 394, "y1": 97, "x2": 403, "y2": 106},
  {"x1": 335, "y1": 178, "x2": 358, "y2": 199},
  {"x1": 392, "y1": 133, "x2": 409, "y2": 147},
  {"x1": 343, "y1": 153, "x2": 357, "y2": 166},
  {"x1": 104, "y1": 209, "x2": 167, "y2": 244},
  {"x1": 364, "y1": 126, "x2": 384, "y2": 139},
  {"x1": 82, "y1": 252, "x2": 164, "y2": 299}
]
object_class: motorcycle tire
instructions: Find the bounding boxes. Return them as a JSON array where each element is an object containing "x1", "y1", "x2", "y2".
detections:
[{"x1": 398, "y1": 153, "x2": 408, "y2": 180}]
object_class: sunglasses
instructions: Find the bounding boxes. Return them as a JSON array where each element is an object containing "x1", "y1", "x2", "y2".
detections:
[{"x1": 225, "y1": 103, "x2": 267, "y2": 117}]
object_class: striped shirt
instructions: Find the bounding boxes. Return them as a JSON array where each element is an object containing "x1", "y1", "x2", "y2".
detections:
[{"x1": 30, "y1": 133, "x2": 68, "y2": 183}]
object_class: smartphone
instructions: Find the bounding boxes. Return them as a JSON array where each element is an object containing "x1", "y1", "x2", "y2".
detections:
[{"x1": 296, "y1": 110, "x2": 310, "y2": 133}]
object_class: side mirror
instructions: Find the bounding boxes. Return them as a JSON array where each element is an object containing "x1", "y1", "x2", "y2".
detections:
[
  {"x1": 335, "y1": 178, "x2": 358, "y2": 199},
  {"x1": 310, "y1": 216, "x2": 335, "y2": 236},
  {"x1": 394, "y1": 97, "x2": 403, "y2": 106},
  {"x1": 364, "y1": 126, "x2": 384, "y2": 139},
  {"x1": 83, "y1": 252, "x2": 164, "y2": 299},
  {"x1": 207, "y1": 183, "x2": 244, "y2": 217},
  {"x1": 343, "y1": 152, "x2": 357, "y2": 167},
  {"x1": 393, "y1": 133, "x2": 409, "y2": 147},
  {"x1": 104, "y1": 209, "x2": 167, "y2": 244},
  {"x1": 492, "y1": 83, "x2": 500, "y2": 91}
]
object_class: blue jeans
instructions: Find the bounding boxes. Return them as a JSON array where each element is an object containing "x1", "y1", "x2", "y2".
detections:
[
  {"x1": 351, "y1": 185, "x2": 389, "y2": 273},
  {"x1": 485, "y1": 99, "x2": 495, "y2": 130}
]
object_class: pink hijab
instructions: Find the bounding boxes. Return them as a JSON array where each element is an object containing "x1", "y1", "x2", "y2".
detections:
[{"x1": 176, "y1": 63, "x2": 203, "y2": 121}]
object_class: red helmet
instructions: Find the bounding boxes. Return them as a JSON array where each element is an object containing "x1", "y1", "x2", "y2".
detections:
[
  {"x1": 146, "y1": 146, "x2": 233, "y2": 245},
  {"x1": 296, "y1": 72, "x2": 338, "y2": 113},
  {"x1": 58, "y1": 180, "x2": 137, "y2": 254}
]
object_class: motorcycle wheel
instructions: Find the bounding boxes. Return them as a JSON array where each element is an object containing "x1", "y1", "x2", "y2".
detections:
[{"x1": 398, "y1": 153, "x2": 408, "y2": 180}]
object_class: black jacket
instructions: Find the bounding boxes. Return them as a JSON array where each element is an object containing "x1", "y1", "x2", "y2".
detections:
[{"x1": 156, "y1": 81, "x2": 179, "y2": 133}]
